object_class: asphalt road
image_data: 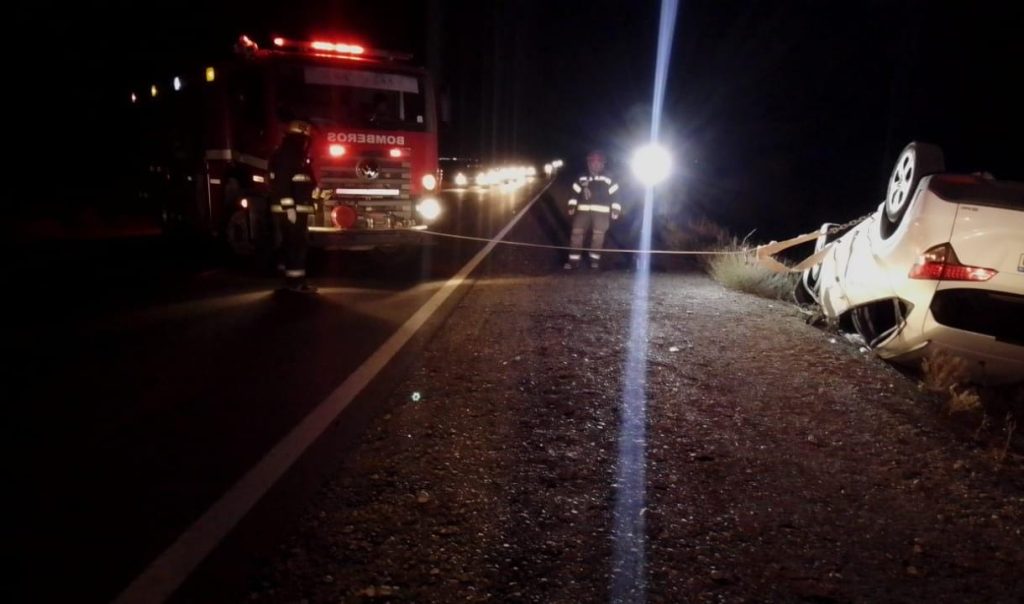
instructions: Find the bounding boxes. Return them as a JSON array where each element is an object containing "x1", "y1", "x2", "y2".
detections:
[{"x1": 5, "y1": 179, "x2": 557, "y2": 603}]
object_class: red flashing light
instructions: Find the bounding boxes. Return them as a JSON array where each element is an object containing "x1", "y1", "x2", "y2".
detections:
[
  {"x1": 331, "y1": 205, "x2": 358, "y2": 229},
  {"x1": 310, "y1": 40, "x2": 365, "y2": 55},
  {"x1": 329, "y1": 144, "x2": 346, "y2": 158},
  {"x1": 909, "y1": 243, "x2": 996, "y2": 282},
  {"x1": 389, "y1": 148, "x2": 403, "y2": 158}
]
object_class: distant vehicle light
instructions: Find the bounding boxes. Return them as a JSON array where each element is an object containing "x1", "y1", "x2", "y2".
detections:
[
  {"x1": 205, "y1": 67, "x2": 216, "y2": 83},
  {"x1": 329, "y1": 144, "x2": 346, "y2": 158},
  {"x1": 421, "y1": 174, "x2": 437, "y2": 191},
  {"x1": 130, "y1": 92, "x2": 137, "y2": 103},
  {"x1": 454, "y1": 172, "x2": 469, "y2": 187},
  {"x1": 173, "y1": 77, "x2": 182, "y2": 91},
  {"x1": 240, "y1": 198, "x2": 249, "y2": 209},
  {"x1": 389, "y1": 148, "x2": 403, "y2": 158},
  {"x1": 543, "y1": 163, "x2": 553, "y2": 175},
  {"x1": 416, "y1": 197, "x2": 442, "y2": 220},
  {"x1": 273, "y1": 37, "x2": 285, "y2": 47},
  {"x1": 150, "y1": 84, "x2": 158, "y2": 98}
]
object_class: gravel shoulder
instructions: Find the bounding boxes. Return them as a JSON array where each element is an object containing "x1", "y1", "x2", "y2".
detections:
[{"x1": 247, "y1": 214, "x2": 1024, "y2": 603}]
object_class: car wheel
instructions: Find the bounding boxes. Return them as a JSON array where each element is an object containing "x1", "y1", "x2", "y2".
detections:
[{"x1": 883, "y1": 142, "x2": 944, "y2": 233}]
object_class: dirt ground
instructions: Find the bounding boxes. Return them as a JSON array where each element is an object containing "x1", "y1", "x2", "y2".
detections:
[{"x1": 246, "y1": 262, "x2": 1023, "y2": 603}]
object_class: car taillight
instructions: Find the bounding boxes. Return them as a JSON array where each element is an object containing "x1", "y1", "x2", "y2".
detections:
[
  {"x1": 909, "y1": 243, "x2": 997, "y2": 281},
  {"x1": 329, "y1": 144, "x2": 346, "y2": 158}
]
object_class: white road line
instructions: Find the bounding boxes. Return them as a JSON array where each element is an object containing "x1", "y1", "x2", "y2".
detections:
[{"x1": 112, "y1": 180, "x2": 553, "y2": 603}]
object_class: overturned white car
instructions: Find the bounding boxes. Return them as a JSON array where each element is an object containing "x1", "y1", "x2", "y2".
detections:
[{"x1": 799, "y1": 142, "x2": 1024, "y2": 383}]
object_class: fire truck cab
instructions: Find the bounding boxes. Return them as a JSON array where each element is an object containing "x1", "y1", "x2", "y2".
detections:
[{"x1": 138, "y1": 35, "x2": 442, "y2": 254}]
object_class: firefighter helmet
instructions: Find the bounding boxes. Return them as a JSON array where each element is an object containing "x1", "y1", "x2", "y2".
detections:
[{"x1": 286, "y1": 120, "x2": 313, "y2": 137}]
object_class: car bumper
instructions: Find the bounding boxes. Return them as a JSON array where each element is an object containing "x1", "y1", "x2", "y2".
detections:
[{"x1": 879, "y1": 311, "x2": 1024, "y2": 383}]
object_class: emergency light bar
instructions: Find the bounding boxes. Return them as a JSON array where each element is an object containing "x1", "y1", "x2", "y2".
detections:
[
  {"x1": 261, "y1": 35, "x2": 413, "y2": 62},
  {"x1": 310, "y1": 40, "x2": 365, "y2": 55}
]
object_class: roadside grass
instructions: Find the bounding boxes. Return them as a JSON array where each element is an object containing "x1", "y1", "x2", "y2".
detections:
[
  {"x1": 921, "y1": 350, "x2": 1024, "y2": 462},
  {"x1": 655, "y1": 215, "x2": 799, "y2": 301},
  {"x1": 660, "y1": 215, "x2": 1022, "y2": 459},
  {"x1": 705, "y1": 247, "x2": 799, "y2": 301}
]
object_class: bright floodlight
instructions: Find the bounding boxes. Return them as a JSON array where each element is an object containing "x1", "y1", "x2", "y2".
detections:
[{"x1": 631, "y1": 143, "x2": 672, "y2": 186}]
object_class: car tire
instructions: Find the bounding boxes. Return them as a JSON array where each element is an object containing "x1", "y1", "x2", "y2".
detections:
[{"x1": 882, "y1": 142, "x2": 944, "y2": 235}]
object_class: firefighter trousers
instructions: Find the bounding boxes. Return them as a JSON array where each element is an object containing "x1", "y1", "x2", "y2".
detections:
[
  {"x1": 276, "y1": 212, "x2": 310, "y2": 285},
  {"x1": 569, "y1": 210, "x2": 610, "y2": 264}
]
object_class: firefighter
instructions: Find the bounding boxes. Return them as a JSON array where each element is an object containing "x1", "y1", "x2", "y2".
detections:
[
  {"x1": 270, "y1": 119, "x2": 318, "y2": 292},
  {"x1": 565, "y1": 150, "x2": 621, "y2": 269}
]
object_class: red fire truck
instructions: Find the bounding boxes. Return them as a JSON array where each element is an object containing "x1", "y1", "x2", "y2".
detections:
[{"x1": 134, "y1": 34, "x2": 442, "y2": 254}]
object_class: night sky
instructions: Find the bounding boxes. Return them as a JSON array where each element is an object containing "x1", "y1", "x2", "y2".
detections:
[{"x1": 15, "y1": 0, "x2": 1024, "y2": 238}]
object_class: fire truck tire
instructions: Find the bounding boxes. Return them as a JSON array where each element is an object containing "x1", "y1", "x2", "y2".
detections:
[{"x1": 226, "y1": 209, "x2": 255, "y2": 256}]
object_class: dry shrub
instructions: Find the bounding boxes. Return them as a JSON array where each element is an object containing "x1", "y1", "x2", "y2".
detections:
[
  {"x1": 920, "y1": 350, "x2": 992, "y2": 419},
  {"x1": 706, "y1": 248, "x2": 799, "y2": 301},
  {"x1": 946, "y1": 387, "x2": 982, "y2": 416},
  {"x1": 921, "y1": 350, "x2": 971, "y2": 394}
]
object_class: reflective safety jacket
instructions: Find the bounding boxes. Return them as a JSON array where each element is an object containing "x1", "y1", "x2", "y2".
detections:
[
  {"x1": 269, "y1": 139, "x2": 317, "y2": 214},
  {"x1": 568, "y1": 173, "x2": 621, "y2": 214}
]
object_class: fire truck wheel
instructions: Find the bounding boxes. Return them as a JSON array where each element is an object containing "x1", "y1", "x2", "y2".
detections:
[{"x1": 226, "y1": 209, "x2": 255, "y2": 256}]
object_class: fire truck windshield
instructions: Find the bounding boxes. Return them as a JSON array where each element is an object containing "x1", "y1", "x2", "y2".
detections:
[{"x1": 275, "y1": 63, "x2": 429, "y2": 133}]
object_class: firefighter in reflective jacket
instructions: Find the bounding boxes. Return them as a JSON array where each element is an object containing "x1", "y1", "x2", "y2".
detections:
[
  {"x1": 270, "y1": 120, "x2": 317, "y2": 292},
  {"x1": 565, "y1": 150, "x2": 621, "y2": 269}
]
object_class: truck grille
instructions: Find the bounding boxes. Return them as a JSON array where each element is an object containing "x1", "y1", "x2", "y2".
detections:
[{"x1": 319, "y1": 157, "x2": 412, "y2": 200}]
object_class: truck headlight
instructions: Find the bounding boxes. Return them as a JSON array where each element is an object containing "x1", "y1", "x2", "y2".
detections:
[{"x1": 416, "y1": 197, "x2": 442, "y2": 220}]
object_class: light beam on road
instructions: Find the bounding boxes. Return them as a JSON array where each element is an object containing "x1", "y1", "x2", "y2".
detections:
[{"x1": 612, "y1": 1, "x2": 679, "y2": 602}]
